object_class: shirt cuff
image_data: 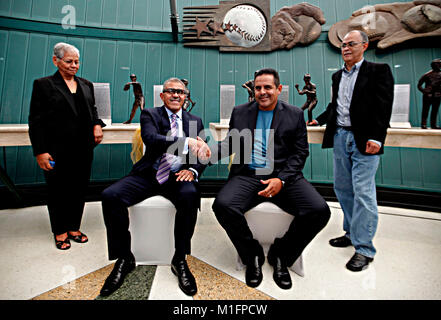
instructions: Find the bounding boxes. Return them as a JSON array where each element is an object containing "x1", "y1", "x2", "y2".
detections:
[
  {"x1": 183, "y1": 138, "x2": 189, "y2": 155},
  {"x1": 368, "y1": 139, "x2": 382, "y2": 148},
  {"x1": 188, "y1": 168, "x2": 199, "y2": 181},
  {"x1": 94, "y1": 119, "x2": 107, "y2": 128}
]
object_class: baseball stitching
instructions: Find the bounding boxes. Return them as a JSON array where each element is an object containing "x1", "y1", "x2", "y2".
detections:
[{"x1": 224, "y1": 5, "x2": 266, "y2": 45}]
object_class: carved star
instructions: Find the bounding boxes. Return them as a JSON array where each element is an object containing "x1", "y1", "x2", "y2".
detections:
[
  {"x1": 208, "y1": 20, "x2": 225, "y2": 36},
  {"x1": 224, "y1": 21, "x2": 233, "y2": 32},
  {"x1": 189, "y1": 17, "x2": 212, "y2": 38}
]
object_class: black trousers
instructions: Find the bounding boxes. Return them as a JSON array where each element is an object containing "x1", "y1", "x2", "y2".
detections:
[
  {"x1": 44, "y1": 150, "x2": 93, "y2": 235},
  {"x1": 212, "y1": 174, "x2": 330, "y2": 267},
  {"x1": 101, "y1": 169, "x2": 199, "y2": 261},
  {"x1": 422, "y1": 95, "x2": 441, "y2": 127}
]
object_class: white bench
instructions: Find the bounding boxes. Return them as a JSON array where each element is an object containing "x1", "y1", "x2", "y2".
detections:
[
  {"x1": 128, "y1": 196, "x2": 176, "y2": 265},
  {"x1": 236, "y1": 202, "x2": 305, "y2": 277}
]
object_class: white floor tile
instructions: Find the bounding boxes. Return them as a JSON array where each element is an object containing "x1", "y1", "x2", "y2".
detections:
[
  {"x1": 148, "y1": 266, "x2": 193, "y2": 300},
  {"x1": 1, "y1": 198, "x2": 440, "y2": 300},
  {"x1": 190, "y1": 199, "x2": 441, "y2": 300},
  {"x1": 0, "y1": 202, "x2": 110, "y2": 300}
]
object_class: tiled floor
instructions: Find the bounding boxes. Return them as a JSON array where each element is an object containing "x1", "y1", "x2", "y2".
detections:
[{"x1": 1, "y1": 198, "x2": 440, "y2": 300}]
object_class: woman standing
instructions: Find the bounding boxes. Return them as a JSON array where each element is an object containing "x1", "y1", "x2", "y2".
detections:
[{"x1": 29, "y1": 43, "x2": 105, "y2": 250}]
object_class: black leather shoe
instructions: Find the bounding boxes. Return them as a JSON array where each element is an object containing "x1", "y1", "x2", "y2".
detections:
[
  {"x1": 245, "y1": 256, "x2": 263, "y2": 288},
  {"x1": 270, "y1": 257, "x2": 292, "y2": 289},
  {"x1": 100, "y1": 253, "x2": 136, "y2": 297},
  {"x1": 346, "y1": 252, "x2": 373, "y2": 272},
  {"x1": 329, "y1": 235, "x2": 352, "y2": 248},
  {"x1": 267, "y1": 246, "x2": 292, "y2": 289},
  {"x1": 171, "y1": 260, "x2": 197, "y2": 296}
]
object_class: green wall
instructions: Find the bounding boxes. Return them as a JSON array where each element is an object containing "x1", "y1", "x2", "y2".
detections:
[{"x1": 0, "y1": 0, "x2": 440, "y2": 193}]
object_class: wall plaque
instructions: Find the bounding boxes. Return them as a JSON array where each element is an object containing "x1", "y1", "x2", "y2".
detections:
[
  {"x1": 183, "y1": 0, "x2": 325, "y2": 52},
  {"x1": 220, "y1": 85, "x2": 236, "y2": 123},
  {"x1": 93, "y1": 83, "x2": 112, "y2": 126},
  {"x1": 390, "y1": 84, "x2": 411, "y2": 128},
  {"x1": 154, "y1": 85, "x2": 164, "y2": 108}
]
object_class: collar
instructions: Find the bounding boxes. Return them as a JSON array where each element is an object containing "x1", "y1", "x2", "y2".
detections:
[
  {"x1": 165, "y1": 107, "x2": 182, "y2": 120},
  {"x1": 342, "y1": 58, "x2": 364, "y2": 73}
]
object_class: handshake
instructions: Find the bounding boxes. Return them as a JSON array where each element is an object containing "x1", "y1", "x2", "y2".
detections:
[
  {"x1": 306, "y1": 119, "x2": 319, "y2": 126},
  {"x1": 187, "y1": 137, "x2": 212, "y2": 161}
]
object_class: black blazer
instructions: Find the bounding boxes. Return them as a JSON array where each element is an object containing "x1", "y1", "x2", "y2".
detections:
[
  {"x1": 316, "y1": 60, "x2": 394, "y2": 155},
  {"x1": 28, "y1": 71, "x2": 105, "y2": 157},
  {"x1": 132, "y1": 105, "x2": 206, "y2": 177},
  {"x1": 216, "y1": 100, "x2": 309, "y2": 183}
]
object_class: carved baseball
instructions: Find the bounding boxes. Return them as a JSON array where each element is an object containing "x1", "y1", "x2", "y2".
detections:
[{"x1": 223, "y1": 5, "x2": 267, "y2": 48}]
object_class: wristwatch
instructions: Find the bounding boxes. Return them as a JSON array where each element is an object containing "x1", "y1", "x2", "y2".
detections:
[{"x1": 280, "y1": 179, "x2": 285, "y2": 187}]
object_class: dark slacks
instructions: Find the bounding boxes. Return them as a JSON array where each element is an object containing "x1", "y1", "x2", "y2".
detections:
[
  {"x1": 212, "y1": 174, "x2": 330, "y2": 267},
  {"x1": 422, "y1": 95, "x2": 441, "y2": 127},
  {"x1": 101, "y1": 169, "x2": 199, "y2": 261},
  {"x1": 44, "y1": 149, "x2": 93, "y2": 235}
]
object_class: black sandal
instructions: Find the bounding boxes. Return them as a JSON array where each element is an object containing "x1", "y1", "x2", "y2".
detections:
[
  {"x1": 68, "y1": 231, "x2": 88, "y2": 243},
  {"x1": 54, "y1": 235, "x2": 71, "y2": 250}
]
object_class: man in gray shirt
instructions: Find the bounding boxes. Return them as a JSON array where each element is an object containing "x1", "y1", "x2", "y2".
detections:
[{"x1": 310, "y1": 30, "x2": 394, "y2": 272}]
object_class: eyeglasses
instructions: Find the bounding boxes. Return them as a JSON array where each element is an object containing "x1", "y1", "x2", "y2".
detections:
[
  {"x1": 61, "y1": 59, "x2": 80, "y2": 65},
  {"x1": 163, "y1": 88, "x2": 186, "y2": 95},
  {"x1": 340, "y1": 41, "x2": 365, "y2": 49}
]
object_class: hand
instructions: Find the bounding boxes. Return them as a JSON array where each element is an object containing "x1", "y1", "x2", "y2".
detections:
[
  {"x1": 365, "y1": 140, "x2": 380, "y2": 154},
  {"x1": 423, "y1": 88, "x2": 432, "y2": 95},
  {"x1": 257, "y1": 178, "x2": 283, "y2": 198},
  {"x1": 187, "y1": 137, "x2": 199, "y2": 155},
  {"x1": 93, "y1": 125, "x2": 103, "y2": 144},
  {"x1": 36, "y1": 153, "x2": 54, "y2": 171},
  {"x1": 175, "y1": 170, "x2": 194, "y2": 182},
  {"x1": 197, "y1": 136, "x2": 211, "y2": 161},
  {"x1": 307, "y1": 119, "x2": 318, "y2": 126},
  {"x1": 188, "y1": 137, "x2": 211, "y2": 160},
  {"x1": 352, "y1": 4, "x2": 381, "y2": 17},
  {"x1": 295, "y1": 84, "x2": 299, "y2": 89}
]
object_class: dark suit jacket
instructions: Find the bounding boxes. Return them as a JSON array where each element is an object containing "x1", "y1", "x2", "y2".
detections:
[
  {"x1": 28, "y1": 70, "x2": 105, "y2": 158},
  {"x1": 316, "y1": 60, "x2": 394, "y2": 155},
  {"x1": 132, "y1": 105, "x2": 206, "y2": 177},
  {"x1": 217, "y1": 100, "x2": 309, "y2": 183}
]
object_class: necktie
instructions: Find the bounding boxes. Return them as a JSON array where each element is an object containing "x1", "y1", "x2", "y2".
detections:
[{"x1": 156, "y1": 114, "x2": 178, "y2": 184}]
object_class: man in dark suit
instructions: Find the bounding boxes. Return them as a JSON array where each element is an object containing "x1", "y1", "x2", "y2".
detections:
[
  {"x1": 310, "y1": 30, "x2": 394, "y2": 271},
  {"x1": 29, "y1": 42, "x2": 105, "y2": 250},
  {"x1": 210, "y1": 68, "x2": 331, "y2": 289},
  {"x1": 100, "y1": 78, "x2": 208, "y2": 297}
]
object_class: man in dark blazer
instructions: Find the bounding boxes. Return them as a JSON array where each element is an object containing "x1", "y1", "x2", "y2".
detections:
[
  {"x1": 211, "y1": 68, "x2": 331, "y2": 289},
  {"x1": 310, "y1": 30, "x2": 394, "y2": 271},
  {"x1": 100, "y1": 78, "x2": 208, "y2": 297},
  {"x1": 29, "y1": 42, "x2": 105, "y2": 250}
]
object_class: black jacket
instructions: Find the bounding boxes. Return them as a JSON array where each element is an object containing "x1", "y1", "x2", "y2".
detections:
[
  {"x1": 316, "y1": 60, "x2": 394, "y2": 155},
  {"x1": 132, "y1": 105, "x2": 206, "y2": 177},
  {"x1": 28, "y1": 71, "x2": 105, "y2": 157},
  {"x1": 216, "y1": 100, "x2": 309, "y2": 183}
]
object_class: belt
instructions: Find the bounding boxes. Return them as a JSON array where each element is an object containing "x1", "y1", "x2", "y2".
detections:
[{"x1": 337, "y1": 126, "x2": 352, "y2": 131}]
